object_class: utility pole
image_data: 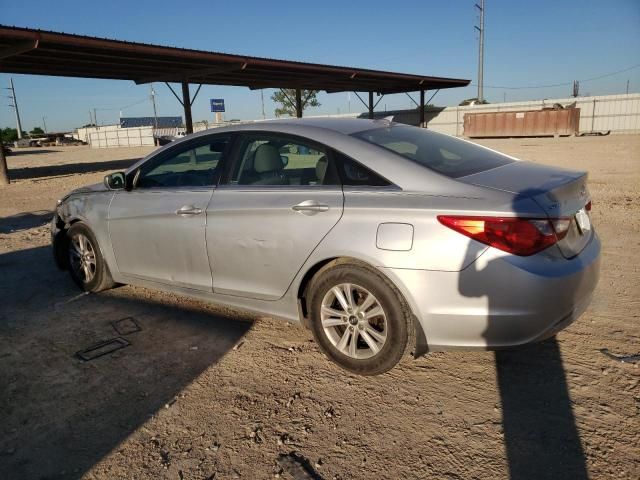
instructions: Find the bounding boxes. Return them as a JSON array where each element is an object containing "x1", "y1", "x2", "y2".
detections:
[
  {"x1": 261, "y1": 89, "x2": 266, "y2": 119},
  {"x1": 7, "y1": 78, "x2": 23, "y2": 139},
  {"x1": 572, "y1": 80, "x2": 580, "y2": 98},
  {"x1": 150, "y1": 84, "x2": 159, "y2": 129},
  {"x1": 93, "y1": 108, "x2": 98, "y2": 129},
  {"x1": 475, "y1": 0, "x2": 485, "y2": 103},
  {"x1": 150, "y1": 85, "x2": 159, "y2": 145},
  {"x1": 626, "y1": 79, "x2": 630, "y2": 95},
  {"x1": 42, "y1": 116, "x2": 48, "y2": 134}
]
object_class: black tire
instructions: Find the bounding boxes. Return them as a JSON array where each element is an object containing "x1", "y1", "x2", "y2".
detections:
[
  {"x1": 66, "y1": 223, "x2": 115, "y2": 292},
  {"x1": 307, "y1": 260, "x2": 414, "y2": 375}
]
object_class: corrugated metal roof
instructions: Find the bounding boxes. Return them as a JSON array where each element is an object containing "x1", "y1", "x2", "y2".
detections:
[
  {"x1": 120, "y1": 116, "x2": 182, "y2": 128},
  {"x1": 0, "y1": 25, "x2": 469, "y2": 94}
]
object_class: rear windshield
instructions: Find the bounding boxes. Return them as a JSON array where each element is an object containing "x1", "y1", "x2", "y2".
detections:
[{"x1": 352, "y1": 125, "x2": 515, "y2": 178}]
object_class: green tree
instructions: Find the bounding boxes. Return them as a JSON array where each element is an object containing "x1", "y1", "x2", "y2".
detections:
[
  {"x1": 1, "y1": 127, "x2": 27, "y2": 143},
  {"x1": 271, "y1": 89, "x2": 320, "y2": 117},
  {"x1": 30, "y1": 127, "x2": 45, "y2": 136}
]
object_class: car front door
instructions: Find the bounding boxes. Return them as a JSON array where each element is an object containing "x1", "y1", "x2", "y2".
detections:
[
  {"x1": 108, "y1": 135, "x2": 231, "y2": 291},
  {"x1": 206, "y1": 132, "x2": 344, "y2": 300}
]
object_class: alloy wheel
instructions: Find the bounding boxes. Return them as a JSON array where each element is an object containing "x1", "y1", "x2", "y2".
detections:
[
  {"x1": 69, "y1": 233, "x2": 97, "y2": 283},
  {"x1": 320, "y1": 283, "x2": 388, "y2": 359}
]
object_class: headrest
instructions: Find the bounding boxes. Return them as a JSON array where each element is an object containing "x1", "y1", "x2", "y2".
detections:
[
  {"x1": 254, "y1": 144, "x2": 283, "y2": 173},
  {"x1": 315, "y1": 155, "x2": 328, "y2": 183}
]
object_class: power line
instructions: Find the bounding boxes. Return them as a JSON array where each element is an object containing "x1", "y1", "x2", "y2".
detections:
[
  {"x1": 95, "y1": 97, "x2": 150, "y2": 111},
  {"x1": 471, "y1": 63, "x2": 640, "y2": 90}
]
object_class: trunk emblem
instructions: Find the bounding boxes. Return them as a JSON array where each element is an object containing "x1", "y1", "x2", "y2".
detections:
[{"x1": 579, "y1": 185, "x2": 587, "y2": 197}]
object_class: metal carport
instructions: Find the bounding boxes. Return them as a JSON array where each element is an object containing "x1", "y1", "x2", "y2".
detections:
[{"x1": 0, "y1": 25, "x2": 469, "y2": 183}]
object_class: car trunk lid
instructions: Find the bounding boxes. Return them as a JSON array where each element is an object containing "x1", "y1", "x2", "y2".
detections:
[{"x1": 459, "y1": 161, "x2": 592, "y2": 258}]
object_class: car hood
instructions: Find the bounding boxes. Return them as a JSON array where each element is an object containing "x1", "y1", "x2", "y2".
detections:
[{"x1": 61, "y1": 182, "x2": 108, "y2": 202}]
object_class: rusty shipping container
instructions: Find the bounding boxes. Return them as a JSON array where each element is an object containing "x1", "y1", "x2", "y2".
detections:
[{"x1": 463, "y1": 108, "x2": 580, "y2": 138}]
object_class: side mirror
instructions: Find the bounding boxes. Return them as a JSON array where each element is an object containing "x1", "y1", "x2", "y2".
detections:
[
  {"x1": 104, "y1": 171, "x2": 126, "y2": 190},
  {"x1": 280, "y1": 154, "x2": 289, "y2": 167}
]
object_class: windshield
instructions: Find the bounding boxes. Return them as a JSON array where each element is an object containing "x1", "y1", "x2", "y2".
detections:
[{"x1": 353, "y1": 125, "x2": 515, "y2": 178}]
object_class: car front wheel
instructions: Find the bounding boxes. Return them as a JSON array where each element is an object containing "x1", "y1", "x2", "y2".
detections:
[
  {"x1": 308, "y1": 261, "x2": 413, "y2": 375},
  {"x1": 67, "y1": 223, "x2": 115, "y2": 292}
]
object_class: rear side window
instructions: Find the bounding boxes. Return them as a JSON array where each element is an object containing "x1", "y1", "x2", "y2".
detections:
[
  {"x1": 227, "y1": 133, "x2": 339, "y2": 186},
  {"x1": 333, "y1": 151, "x2": 392, "y2": 187},
  {"x1": 352, "y1": 125, "x2": 514, "y2": 178}
]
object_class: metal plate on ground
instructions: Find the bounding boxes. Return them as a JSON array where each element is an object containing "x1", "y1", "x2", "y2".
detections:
[
  {"x1": 75, "y1": 337, "x2": 130, "y2": 361},
  {"x1": 111, "y1": 317, "x2": 141, "y2": 336}
]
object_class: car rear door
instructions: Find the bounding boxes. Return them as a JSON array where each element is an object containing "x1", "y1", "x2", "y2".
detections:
[
  {"x1": 108, "y1": 134, "x2": 231, "y2": 291},
  {"x1": 206, "y1": 132, "x2": 344, "y2": 300}
]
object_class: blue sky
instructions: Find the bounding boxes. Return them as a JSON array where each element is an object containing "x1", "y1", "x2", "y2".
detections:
[{"x1": 1, "y1": 0, "x2": 639, "y2": 132}]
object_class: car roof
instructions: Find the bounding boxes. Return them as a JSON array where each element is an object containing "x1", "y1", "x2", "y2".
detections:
[{"x1": 249, "y1": 117, "x2": 393, "y2": 135}]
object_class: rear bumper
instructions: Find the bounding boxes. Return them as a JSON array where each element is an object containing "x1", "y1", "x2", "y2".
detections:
[{"x1": 384, "y1": 232, "x2": 601, "y2": 351}]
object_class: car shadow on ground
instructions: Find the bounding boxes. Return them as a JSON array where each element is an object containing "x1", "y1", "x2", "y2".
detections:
[
  {"x1": 0, "y1": 210, "x2": 52, "y2": 233},
  {"x1": 0, "y1": 245, "x2": 253, "y2": 480},
  {"x1": 8, "y1": 158, "x2": 138, "y2": 180},
  {"x1": 7, "y1": 149, "x2": 61, "y2": 156}
]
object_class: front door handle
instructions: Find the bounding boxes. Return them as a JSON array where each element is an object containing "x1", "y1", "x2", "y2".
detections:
[
  {"x1": 176, "y1": 205, "x2": 203, "y2": 216},
  {"x1": 292, "y1": 200, "x2": 330, "y2": 215}
]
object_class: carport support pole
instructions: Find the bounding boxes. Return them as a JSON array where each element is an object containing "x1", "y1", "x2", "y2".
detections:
[
  {"x1": 182, "y1": 81, "x2": 194, "y2": 134},
  {"x1": 368, "y1": 91, "x2": 374, "y2": 119},
  {"x1": 0, "y1": 141, "x2": 8, "y2": 185},
  {"x1": 419, "y1": 89, "x2": 425, "y2": 127},
  {"x1": 295, "y1": 89, "x2": 303, "y2": 118}
]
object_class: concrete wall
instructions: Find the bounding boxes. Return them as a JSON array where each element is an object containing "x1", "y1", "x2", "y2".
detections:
[{"x1": 88, "y1": 125, "x2": 155, "y2": 148}]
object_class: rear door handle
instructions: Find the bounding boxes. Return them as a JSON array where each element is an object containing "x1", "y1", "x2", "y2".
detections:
[
  {"x1": 292, "y1": 200, "x2": 330, "y2": 215},
  {"x1": 176, "y1": 205, "x2": 203, "y2": 216}
]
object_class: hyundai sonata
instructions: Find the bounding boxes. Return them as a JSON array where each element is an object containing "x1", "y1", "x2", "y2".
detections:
[{"x1": 52, "y1": 119, "x2": 600, "y2": 374}]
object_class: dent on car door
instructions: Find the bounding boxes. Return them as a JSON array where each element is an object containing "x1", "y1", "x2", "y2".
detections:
[
  {"x1": 206, "y1": 133, "x2": 344, "y2": 300},
  {"x1": 108, "y1": 135, "x2": 231, "y2": 291}
]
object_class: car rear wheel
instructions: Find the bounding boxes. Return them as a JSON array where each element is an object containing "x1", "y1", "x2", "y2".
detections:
[
  {"x1": 308, "y1": 261, "x2": 413, "y2": 375},
  {"x1": 67, "y1": 223, "x2": 115, "y2": 292}
]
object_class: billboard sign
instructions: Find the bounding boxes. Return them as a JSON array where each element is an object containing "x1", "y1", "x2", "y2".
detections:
[{"x1": 210, "y1": 99, "x2": 225, "y2": 112}]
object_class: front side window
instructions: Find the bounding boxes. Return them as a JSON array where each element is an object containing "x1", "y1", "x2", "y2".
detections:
[
  {"x1": 353, "y1": 125, "x2": 514, "y2": 178},
  {"x1": 136, "y1": 136, "x2": 229, "y2": 188},
  {"x1": 228, "y1": 134, "x2": 339, "y2": 186}
]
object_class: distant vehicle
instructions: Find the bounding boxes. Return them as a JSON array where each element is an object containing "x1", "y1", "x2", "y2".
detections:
[
  {"x1": 56, "y1": 137, "x2": 85, "y2": 146},
  {"x1": 459, "y1": 98, "x2": 490, "y2": 106},
  {"x1": 51, "y1": 118, "x2": 600, "y2": 375},
  {"x1": 157, "y1": 131, "x2": 187, "y2": 146}
]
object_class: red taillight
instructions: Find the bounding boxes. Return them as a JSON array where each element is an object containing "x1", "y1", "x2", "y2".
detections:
[
  {"x1": 585, "y1": 201, "x2": 592, "y2": 211},
  {"x1": 437, "y1": 215, "x2": 569, "y2": 256}
]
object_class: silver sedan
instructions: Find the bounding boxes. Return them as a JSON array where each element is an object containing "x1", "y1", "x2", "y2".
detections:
[{"x1": 52, "y1": 118, "x2": 600, "y2": 375}]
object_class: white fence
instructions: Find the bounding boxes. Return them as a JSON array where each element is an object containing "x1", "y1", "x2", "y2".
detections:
[
  {"x1": 88, "y1": 126, "x2": 155, "y2": 148},
  {"x1": 78, "y1": 121, "x2": 215, "y2": 148},
  {"x1": 425, "y1": 93, "x2": 640, "y2": 136},
  {"x1": 74, "y1": 93, "x2": 639, "y2": 148}
]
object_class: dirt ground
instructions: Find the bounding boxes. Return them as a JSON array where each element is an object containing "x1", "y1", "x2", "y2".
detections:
[{"x1": 0, "y1": 136, "x2": 638, "y2": 480}]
